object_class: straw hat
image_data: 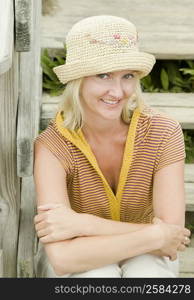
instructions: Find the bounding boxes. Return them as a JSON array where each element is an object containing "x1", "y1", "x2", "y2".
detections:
[{"x1": 53, "y1": 15, "x2": 156, "y2": 84}]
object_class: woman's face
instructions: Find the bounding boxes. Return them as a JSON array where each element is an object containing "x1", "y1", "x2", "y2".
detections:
[{"x1": 80, "y1": 70, "x2": 137, "y2": 121}]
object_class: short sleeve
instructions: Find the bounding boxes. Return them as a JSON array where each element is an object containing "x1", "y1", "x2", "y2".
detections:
[
  {"x1": 154, "y1": 122, "x2": 186, "y2": 173},
  {"x1": 34, "y1": 122, "x2": 74, "y2": 175}
]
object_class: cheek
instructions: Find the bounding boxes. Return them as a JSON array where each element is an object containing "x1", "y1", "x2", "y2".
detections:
[
  {"x1": 125, "y1": 81, "x2": 137, "y2": 95},
  {"x1": 81, "y1": 82, "x2": 106, "y2": 100}
]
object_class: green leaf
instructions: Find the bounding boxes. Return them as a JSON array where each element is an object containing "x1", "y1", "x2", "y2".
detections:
[
  {"x1": 162, "y1": 61, "x2": 180, "y2": 84},
  {"x1": 42, "y1": 61, "x2": 58, "y2": 81},
  {"x1": 160, "y1": 68, "x2": 169, "y2": 90},
  {"x1": 55, "y1": 55, "x2": 66, "y2": 65},
  {"x1": 185, "y1": 60, "x2": 194, "y2": 69},
  {"x1": 179, "y1": 68, "x2": 194, "y2": 76},
  {"x1": 43, "y1": 82, "x2": 60, "y2": 89},
  {"x1": 41, "y1": 55, "x2": 56, "y2": 68},
  {"x1": 50, "y1": 88, "x2": 64, "y2": 96}
]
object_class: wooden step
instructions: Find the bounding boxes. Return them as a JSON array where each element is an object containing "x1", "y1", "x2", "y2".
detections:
[
  {"x1": 185, "y1": 183, "x2": 194, "y2": 212},
  {"x1": 179, "y1": 237, "x2": 194, "y2": 275},
  {"x1": 41, "y1": 93, "x2": 194, "y2": 129},
  {"x1": 144, "y1": 93, "x2": 194, "y2": 130},
  {"x1": 179, "y1": 235, "x2": 194, "y2": 277},
  {"x1": 41, "y1": 0, "x2": 194, "y2": 59}
]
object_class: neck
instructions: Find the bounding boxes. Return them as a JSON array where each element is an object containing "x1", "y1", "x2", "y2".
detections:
[{"x1": 81, "y1": 115, "x2": 129, "y2": 143}]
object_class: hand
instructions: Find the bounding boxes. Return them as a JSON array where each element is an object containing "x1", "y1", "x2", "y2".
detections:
[
  {"x1": 152, "y1": 217, "x2": 191, "y2": 261},
  {"x1": 34, "y1": 204, "x2": 87, "y2": 243}
]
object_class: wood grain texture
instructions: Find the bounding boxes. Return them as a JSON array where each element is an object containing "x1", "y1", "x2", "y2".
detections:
[
  {"x1": 41, "y1": 0, "x2": 194, "y2": 59},
  {"x1": 14, "y1": 0, "x2": 31, "y2": 51},
  {"x1": 17, "y1": 0, "x2": 42, "y2": 177},
  {"x1": 0, "y1": 0, "x2": 14, "y2": 74},
  {"x1": 0, "y1": 52, "x2": 20, "y2": 277},
  {"x1": 17, "y1": 177, "x2": 36, "y2": 277},
  {"x1": 16, "y1": 0, "x2": 42, "y2": 277}
]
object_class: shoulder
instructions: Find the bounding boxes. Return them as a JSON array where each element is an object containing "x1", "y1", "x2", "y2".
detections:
[
  {"x1": 34, "y1": 120, "x2": 75, "y2": 173},
  {"x1": 139, "y1": 105, "x2": 181, "y2": 132},
  {"x1": 35, "y1": 120, "x2": 70, "y2": 149},
  {"x1": 136, "y1": 106, "x2": 182, "y2": 144}
]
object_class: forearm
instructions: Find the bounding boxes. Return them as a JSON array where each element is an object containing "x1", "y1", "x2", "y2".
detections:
[
  {"x1": 81, "y1": 213, "x2": 150, "y2": 236},
  {"x1": 45, "y1": 225, "x2": 161, "y2": 276}
]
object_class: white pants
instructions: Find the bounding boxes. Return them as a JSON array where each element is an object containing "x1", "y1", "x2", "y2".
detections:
[{"x1": 56, "y1": 254, "x2": 179, "y2": 278}]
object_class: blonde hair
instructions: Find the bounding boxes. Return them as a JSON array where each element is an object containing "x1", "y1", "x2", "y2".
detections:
[{"x1": 58, "y1": 76, "x2": 149, "y2": 131}]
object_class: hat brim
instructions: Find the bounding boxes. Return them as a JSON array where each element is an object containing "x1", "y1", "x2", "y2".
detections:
[{"x1": 53, "y1": 51, "x2": 156, "y2": 84}]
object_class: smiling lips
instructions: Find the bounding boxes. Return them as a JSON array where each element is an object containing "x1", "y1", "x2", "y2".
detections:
[{"x1": 100, "y1": 98, "x2": 120, "y2": 106}]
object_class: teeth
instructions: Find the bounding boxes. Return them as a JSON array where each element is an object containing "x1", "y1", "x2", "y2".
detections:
[{"x1": 101, "y1": 99, "x2": 119, "y2": 104}]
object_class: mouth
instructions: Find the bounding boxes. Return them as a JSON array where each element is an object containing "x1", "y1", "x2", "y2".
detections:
[{"x1": 100, "y1": 99, "x2": 120, "y2": 106}]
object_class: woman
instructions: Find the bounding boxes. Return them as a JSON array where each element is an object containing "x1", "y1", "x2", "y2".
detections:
[{"x1": 34, "y1": 15, "x2": 190, "y2": 278}]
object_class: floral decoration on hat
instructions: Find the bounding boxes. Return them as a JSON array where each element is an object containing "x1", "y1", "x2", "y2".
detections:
[{"x1": 86, "y1": 32, "x2": 138, "y2": 48}]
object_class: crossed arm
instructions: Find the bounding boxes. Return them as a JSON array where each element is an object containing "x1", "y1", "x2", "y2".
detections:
[{"x1": 33, "y1": 141, "x2": 190, "y2": 275}]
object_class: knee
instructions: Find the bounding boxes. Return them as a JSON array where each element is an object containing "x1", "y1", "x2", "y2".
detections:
[{"x1": 121, "y1": 254, "x2": 179, "y2": 278}]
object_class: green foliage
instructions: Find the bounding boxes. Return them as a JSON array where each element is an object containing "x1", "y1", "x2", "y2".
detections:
[
  {"x1": 183, "y1": 130, "x2": 194, "y2": 163},
  {"x1": 141, "y1": 60, "x2": 194, "y2": 92},
  {"x1": 185, "y1": 212, "x2": 194, "y2": 234},
  {"x1": 41, "y1": 48, "x2": 66, "y2": 96}
]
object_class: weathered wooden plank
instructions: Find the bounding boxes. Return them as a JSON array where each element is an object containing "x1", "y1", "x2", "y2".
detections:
[
  {"x1": 16, "y1": 0, "x2": 42, "y2": 278},
  {"x1": 144, "y1": 93, "x2": 194, "y2": 129},
  {"x1": 40, "y1": 92, "x2": 194, "y2": 129},
  {"x1": 185, "y1": 183, "x2": 194, "y2": 212},
  {"x1": 14, "y1": 0, "x2": 31, "y2": 51},
  {"x1": 179, "y1": 247, "x2": 194, "y2": 273},
  {"x1": 185, "y1": 164, "x2": 194, "y2": 183},
  {"x1": 17, "y1": 177, "x2": 36, "y2": 277},
  {"x1": 144, "y1": 93, "x2": 194, "y2": 108},
  {"x1": 179, "y1": 272, "x2": 194, "y2": 278},
  {"x1": 0, "y1": 0, "x2": 14, "y2": 74},
  {"x1": 0, "y1": 51, "x2": 20, "y2": 277},
  {"x1": 16, "y1": 0, "x2": 42, "y2": 177},
  {"x1": 41, "y1": 0, "x2": 194, "y2": 59}
]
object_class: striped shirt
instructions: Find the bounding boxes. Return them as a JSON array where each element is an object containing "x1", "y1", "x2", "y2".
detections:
[{"x1": 35, "y1": 106, "x2": 185, "y2": 223}]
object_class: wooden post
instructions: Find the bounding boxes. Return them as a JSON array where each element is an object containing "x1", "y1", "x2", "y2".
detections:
[
  {"x1": 0, "y1": 0, "x2": 20, "y2": 277},
  {"x1": 0, "y1": 0, "x2": 14, "y2": 73},
  {"x1": 0, "y1": 51, "x2": 20, "y2": 277},
  {"x1": 16, "y1": 0, "x2": 42, "y2": 277},
  {"x1": 14, "y1": 0, "x2": 31, "y2": 51}
]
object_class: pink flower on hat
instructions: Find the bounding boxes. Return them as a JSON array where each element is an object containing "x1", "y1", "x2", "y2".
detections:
[{"x1": 113, "y1": 34, "x2": 121, "y2": 39}]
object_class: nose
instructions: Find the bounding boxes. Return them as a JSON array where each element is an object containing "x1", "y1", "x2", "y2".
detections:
[{"x1": 107, "y1": 78, "x2": 125, "y2": 99}]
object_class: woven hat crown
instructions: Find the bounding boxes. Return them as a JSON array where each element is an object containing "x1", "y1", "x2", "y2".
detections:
[
  {"x1": 53, "y1": 15, "x2": 156, "y2": 84},
  {"x1": 66, "y1": 15, "x2": 139, "y2": 63}
]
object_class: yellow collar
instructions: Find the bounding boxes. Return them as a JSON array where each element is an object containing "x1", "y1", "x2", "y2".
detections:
[{"x1": 55, "y1": 108, "x2": 141, "y2": 220}]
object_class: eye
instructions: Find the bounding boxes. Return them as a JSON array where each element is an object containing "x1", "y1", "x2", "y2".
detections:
[
  {"x1": 124, "y1": 73, "x2": 134, "y2": 79},
  {"x1": 96, "y1": 73, "x2": 109, "y2": 79}
]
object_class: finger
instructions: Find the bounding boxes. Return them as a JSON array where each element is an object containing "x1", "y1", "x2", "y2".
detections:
[
  {"x1": 152, "y1": 217, "x2": 163, "y2": 224},
  {"x1": 170, "y1": 254, "x2": 177, "y2": 261},
  {"x1": 183, "y1": 228, "x2": 191, "y2": 237},
  {"x1": 36, "y1": 228, "x2": 50, "y2": 239},
  {"x1": 177, "y1": 244, "x2": 186, "y2": 251},
  {"x1": 39, "y1": 235, "x2": 53, "y2": 244},
  {"x1": 38, "y1": 203, "x2": 62, "y2": 211},
  {"x1": 35, "y1": 221, "x2": 46, "y2": 232},
  {"x1": 182, "y1": 236, "x2": 190, "y2": 246},
  {"x1": 34, "y1": 214, "x2": 45, "y2": 224}
]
